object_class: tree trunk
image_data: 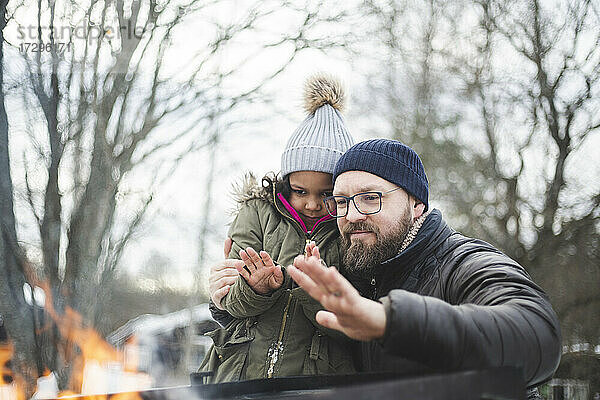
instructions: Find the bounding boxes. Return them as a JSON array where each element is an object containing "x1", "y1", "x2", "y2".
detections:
[
  {"x1": 64, "y1": 129, "x2": 118, "y2": 323},
  {"x1": 0, "y1": 5, "x2": 40, "y2": 392}
]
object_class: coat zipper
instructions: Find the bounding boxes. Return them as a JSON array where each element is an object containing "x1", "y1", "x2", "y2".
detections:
[
  {"x1": 266, "y1": 190, "x2": 326, "y2": 378},
  {"x1": 267, "y1": 290, "x2": 293, "y2": 378},
  {"x1": 272, "y1": 191, "x2": 329, "y2": 239},
  {"x1": 371, "y1": 276, "x2": 377, "y2": 299}
]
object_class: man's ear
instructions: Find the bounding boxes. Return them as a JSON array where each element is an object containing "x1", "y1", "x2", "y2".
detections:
[{"x1": 413, "y1": 200, "x2": 425, "y2": 220}]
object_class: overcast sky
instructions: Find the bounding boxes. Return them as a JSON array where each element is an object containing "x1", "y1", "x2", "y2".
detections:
[{"x1": 4, "y1": 0, "x2": 599, "y2": 297}]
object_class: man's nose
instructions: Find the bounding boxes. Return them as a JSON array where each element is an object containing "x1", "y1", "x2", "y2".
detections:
[{"x1": 345, "y1": 200, "x2": 366, "y2": 222}]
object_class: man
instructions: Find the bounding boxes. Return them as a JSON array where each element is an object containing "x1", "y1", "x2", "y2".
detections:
[{"x1": 286, "y1": 138, "x2": 561, "y2": 389}]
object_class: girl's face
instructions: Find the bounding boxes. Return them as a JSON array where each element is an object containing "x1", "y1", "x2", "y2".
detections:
[{"x1": 287, "y1": 171, "x2": 333, "y2": 227}]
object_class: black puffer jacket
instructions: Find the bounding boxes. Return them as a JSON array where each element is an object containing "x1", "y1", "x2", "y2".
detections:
[{"x1": 352, "y1": 209, "x2": 561, "y2": 387}]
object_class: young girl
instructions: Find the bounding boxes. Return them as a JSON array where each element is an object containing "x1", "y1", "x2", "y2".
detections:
[{"x1": 200, "y1": 75, "x2": 356, "y2": 382}]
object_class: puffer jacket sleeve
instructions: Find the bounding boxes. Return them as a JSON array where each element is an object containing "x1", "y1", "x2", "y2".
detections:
[
  {"x1": 209, "y1": 300, "x2": 234, "y2": 327},
  {"x1": 227, "y1": 200, "x2": 265, "y2": 259},
  {"x1": 221, "y1": 200, "x2": 285, "y2": 318},
  {"x1": 379, "y1": 247, "x2": 561, "y2": 387},
  {"x1": 222, "y1": 274, "x2": 287, "y2": 318}
]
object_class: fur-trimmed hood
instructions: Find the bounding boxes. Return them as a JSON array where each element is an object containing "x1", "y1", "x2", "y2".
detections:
[{"x1": 231, "y1": 172, "x2": 274, "y2": 206}]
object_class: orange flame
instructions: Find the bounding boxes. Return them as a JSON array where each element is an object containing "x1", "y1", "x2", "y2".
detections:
[
  {"x1": 53, "y1": 309, "x2": 148, "y2": 398},
  {"x1": 57, "y1": 389, "x2": 78, "y2": 397},
  {"x1": 0, "y1": 341, "x2": 13, "y2": 384},
  {"x1": 4, "y1": 283, "x2": 150, "y2": 399},
  {"x1": 123, "y1": 336, "x2": 139, "y2": 373},
  {"x1": 0, "y1": 341, "x2": 25, "y2": 400}
]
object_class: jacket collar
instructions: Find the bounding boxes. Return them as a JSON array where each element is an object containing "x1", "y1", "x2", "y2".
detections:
[
  {"x1": 276, "y1": 193, "x2": 333, "y2": 234},
  {"x1": 375, "y1": 209, "x2": 451, "y2": 293},
  {"x1": 381, "y1": 208, "x2": 445, "y2": 266},
  {"x1": 272, "y1": 189, "x2": 335, "y2": 235}
]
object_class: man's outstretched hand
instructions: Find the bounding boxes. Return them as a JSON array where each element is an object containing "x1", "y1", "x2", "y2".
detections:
[
  {"x1": 288, "y1": 253, "x2": 387, "y2": 341},
  {"x1": 209, "y1": 237, "x2": 244, "y2": 310}
]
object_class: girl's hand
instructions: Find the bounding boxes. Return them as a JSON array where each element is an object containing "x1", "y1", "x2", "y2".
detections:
[
  {"x1": 237, "y1": 247, "x2": 284, "y2": 295},
  {"x1": 305, "y1": 241, "x2": 321, "y2": 260}
]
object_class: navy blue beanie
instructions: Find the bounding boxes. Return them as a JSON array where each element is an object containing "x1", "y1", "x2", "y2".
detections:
[{"x1": 333, "y1": 139, "x2": 429, "y2": 211}]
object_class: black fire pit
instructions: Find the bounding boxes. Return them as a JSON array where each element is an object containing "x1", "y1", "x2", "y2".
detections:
[{"x1": 50, "y1": 367, "x2": 525, "y2": 399}]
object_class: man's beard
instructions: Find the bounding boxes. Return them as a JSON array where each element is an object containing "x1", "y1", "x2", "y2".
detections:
[{"x1": 341, "y1": 205, "x2": 413, "y2": 272}]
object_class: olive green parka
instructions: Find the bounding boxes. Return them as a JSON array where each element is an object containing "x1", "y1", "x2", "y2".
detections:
[{"x1": 199, "y1": 175, "x2": 356, "y2": 382}]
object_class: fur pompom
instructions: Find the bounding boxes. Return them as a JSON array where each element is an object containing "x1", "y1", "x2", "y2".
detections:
[{"x1": 303, "y1": 74, "x2": 346, "y2": 114}]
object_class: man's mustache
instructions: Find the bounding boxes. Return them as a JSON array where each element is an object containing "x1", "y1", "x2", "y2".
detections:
[{"x1": 341, "y1": 221, "x2": 380, "y2": 237}]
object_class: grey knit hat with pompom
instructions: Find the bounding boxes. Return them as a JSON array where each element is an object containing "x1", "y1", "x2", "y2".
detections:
[{"x1": 280, "y1": 74, "x2": 355, "y2": 177}]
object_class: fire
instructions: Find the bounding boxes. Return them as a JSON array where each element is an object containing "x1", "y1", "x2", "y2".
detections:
[
  {"x1": 0, "y1": 342, "x2": 13, "y2": 384},
  {"x1": 0, "y1": 342, "x2": 25, "y2": 400},
  {"x1": 58, "y1": 308, "x2": 123, "y2": 392},
  {"x1": 53, "y1": 308, "x2": 151, "y2": 398},
  {"x1": 3, "y1": 284, "x2": 152, "y2": 399},
  {"x1": 123, "y1": 336, "x2": 139, "y2": 373}
]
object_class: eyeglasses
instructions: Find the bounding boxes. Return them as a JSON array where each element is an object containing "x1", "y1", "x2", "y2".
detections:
[{"x1": 324, "y1": 187, "x2": 403, "y2": 218}]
